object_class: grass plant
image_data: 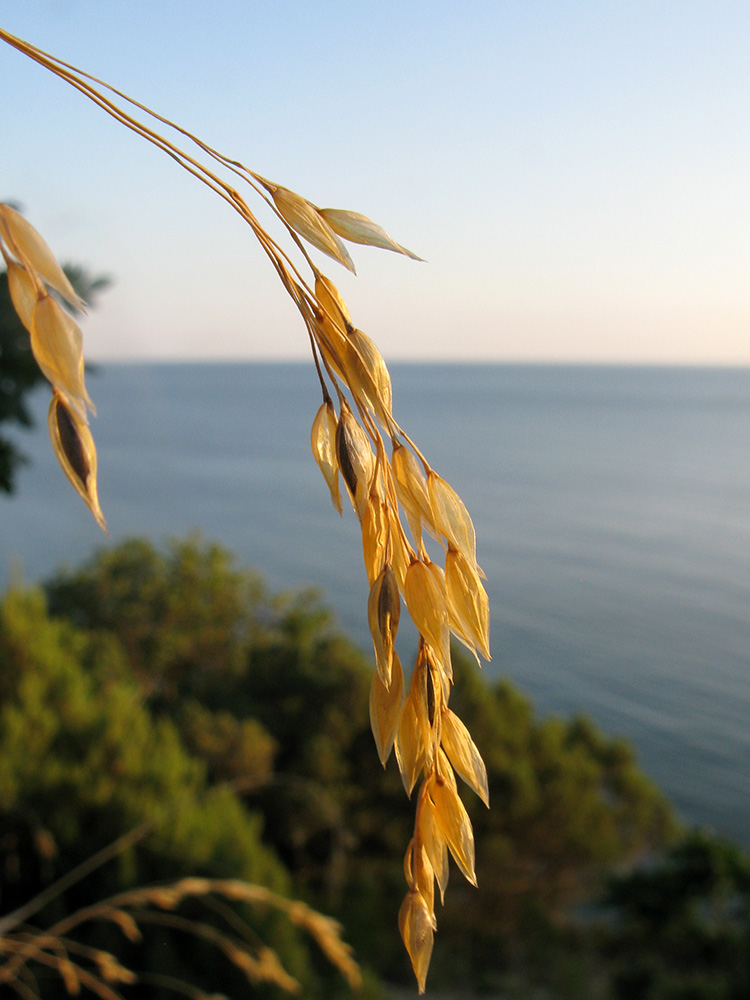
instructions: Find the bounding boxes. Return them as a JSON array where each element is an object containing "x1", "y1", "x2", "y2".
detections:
[
  {"x1": 0, "y1": 824, "x2": 360, "y2": 998},
  {"x1": 0, "y1": 25, "x2": 491, "y2": 991}
]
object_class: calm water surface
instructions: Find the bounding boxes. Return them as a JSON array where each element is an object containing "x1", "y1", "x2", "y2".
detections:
[{"x1": 3, "y1": 363, "x2": 750, "y2": 843}]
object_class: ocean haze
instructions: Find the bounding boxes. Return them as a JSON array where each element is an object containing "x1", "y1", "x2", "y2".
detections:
[{"x1": 3, "y1": 362, "x2": 750, "y2": 844}]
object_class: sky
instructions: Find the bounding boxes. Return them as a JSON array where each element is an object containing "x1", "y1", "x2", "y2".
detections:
[{"x1": 1, "y1": 1, "x2": 749, "y2": 363}]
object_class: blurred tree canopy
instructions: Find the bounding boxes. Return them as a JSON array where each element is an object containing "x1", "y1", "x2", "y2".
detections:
[
  {"x1": 0, "y1": 261, "x2": 110, "y2": 493},
  {"x1": 28, "y1": 534, "x2": 687, "y2": 996},
  {"x1": 3, "y1": 534, "x2": 747, "y2": 996},
  {"x1": 603, "y1": 830, "x2": 750, "y2": 1000}
]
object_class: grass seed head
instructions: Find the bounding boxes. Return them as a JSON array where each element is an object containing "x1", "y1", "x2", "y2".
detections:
[
  {"x1": 398, "y1": 890, "x2": 434, "y2": 994},
  {"x1": 404, "y1": 558, "x2": 450, "y2": 669},
  {"x1": 394, "y1": 687, "x2": 427, "y2": 798},
  {"x1": 313, "y1": 274, "x2": 351, "y2": 379},
  {"x1": 367, "y1": 564, "x2": 401, "y2": 686},
  {"x1": 48, "y1": 391, "x2": 106, "y2": 531},
  {"x1": 335, "y1": 404, "x2": 374, "y2": 520},
  {"x1": 315, "y1": 319, "x2": 348, "y2": 381},
  {"x1": 440, "y1": 708, "x2": 490, "y2": 807},
  {"x1": 361, "y1": 496, "x2": 388, "y2": 584},
  {"x1": 311, "y1": 401, "x2": 342, "y2": 515},
  {"x1": 445, "y1": 546, "x2": 491, "y2": 662},
  {"x1": 386, "y1": 504, "x2": 413, "y2": 590},
  {"x1": 6, "y1": 260, "x2": 37, "y2": 331},
  {"x1": 0, "y1": 202, "x2": 84, "y2": 310},
  {"x1": 410, "y1": 643, "x2": 441, "y2": 772},
  {"x1": 392, "y1": 444, "x2": 437, "y2": 548},
  {"x1": 417, "y1": 788, "x2": 450, "y2": 904},
  {"x1": 343, "y1": 327, "x2": 393, "y2": 428},
  {"x1": 318, "y1": 207, "x2": 424, "y2": 262},
  {"x1": 430, "y1": 750, "x2": 477, "y2": 886},
  {"x1": 413, "y1": 841, "x2": 436, "y2": 925},
  {"x1": 428, "y1": 471, "x2": 481, "y2": 575},
  {"x1": 369, "y1": 651, "x2": 404, "y2": 765},
  {"x1": 270, "y1": 185, "x2": 355, "y2": 272},
  {"x1": 31, "y1": 293, "x2": 93, "y2": 423},
  {"x1": 315, "y1": 272, "x2": 352, "y2": 329}
]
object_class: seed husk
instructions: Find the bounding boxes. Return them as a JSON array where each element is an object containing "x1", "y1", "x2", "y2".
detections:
[
  {"x1": 367, "y1": 564, "x2": 401, "y2": 686},
  {"x1": 394, "y1": 689, "x2": 427, "y2": 798},
  {"x1": 343, "y1": 327, "x2": 393, "y2": 429},
  {"x1": 311, "y1": 401, "x2": 342, "y2": 515},
  {"x1": 269, "y1": 185, "x2": 355, "y2": 272},
  {"x1": 6, "y1": 260, "x2": 37, "y2": 331},
  {"x1": 318, "y1": 207, "x2": 424, "y2": 262},
  {"x1": 361, "y1": 496, "x2": 388, "y2": 584},
  {"x1": 48, "y1": 391, "x2": 106, "y2": 531},
  {"x1": 445, "y1": 546, "x2": 491, "y2": 662},
  {"x1": 429, "y1": 750, "x2": 477, "y2": 886},
  {"x1": 0, "y1": 203, "x2": 84, "y2": 310},
  {"x1": 417, "y1": 789, "x2": 450, "y2": 904},
  {"x1": 315, "y1": 272, "x2": 352, "y2": 329},
  {"x1": 398, "y1": 890, "x2": 434, "y2": 994},
  {"x1": 392, "y1": 444, "x2": 438, "y2": 547},
  {"x1": 404, "y1": 558, "x2": 450, "y2": 669},
  {"x1": 31, "y1": 293, "x2": 93, "y2": 423},
  {"x1": 369, "y1": 651, "x2": 404, "y2": 766},
  {"x1": 335, "y1": 404, "x2": 374, "y2": 520},
  {"x1": 428, "y1": 471, "x2": 482, "y2": 575},
  {"x1": 441, "y1": 708, "x2": 490, "y2": 807}
]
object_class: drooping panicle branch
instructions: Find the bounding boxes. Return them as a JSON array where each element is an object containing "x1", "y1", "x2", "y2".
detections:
[{"x1": 1, "y1": 24, "x2": 490, "y2": 991}]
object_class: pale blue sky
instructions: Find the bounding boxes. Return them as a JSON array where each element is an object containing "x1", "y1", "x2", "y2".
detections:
[{"x1": 1, "y1": 2, "x2": 748, "y2": 362}]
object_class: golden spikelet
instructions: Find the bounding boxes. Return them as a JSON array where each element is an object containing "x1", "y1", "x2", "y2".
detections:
[
  {"x1": 429, "y1": 751, "x2": 477, "y2": 885},
  {"x1": 1, "y1": 202, "x2": 104, "y2": 530},
  {"x1": 0, "y1": 202, "x2": 84, "y2": 309},
  {"x1": 445, "y1": 545, "x2": 491, "y2": 662},
  {"x1": 398, "y1": 891, "x2": 434, "y2": 994},
  {"x1": 48, "y1": 392, "x2": 106, "y2": 532},
  {"x1": 319, "y1": 206, "x2": 424, "y2": 261},
  {"x1": 361, "y1": 496, "x2": 388, "y2": 585},
  {"x1": 315, "y1": 272, "x2": 352, "y2": 329},
  {"x1": 417, "y1": 794, "x2": 450, "y2": 904},
  {"x1": 6, "y1": 259, "x2": 37, "y2": 330},
  {"x1": 343, "y1": 326, "x2": 393, "y2": 428},
  {"x1": 392, "y1": 443, "x2": 436, "y2": 547},
  {"x1": 369, "y1": 652, "x2": 404, "y2": 766},
  {"x1": 335, "y1": 402, "x2": 375, "y2": 520},
  {"x1": 31, "y1": 293, "x2": 93, "y2": 423},
  {"x1": 394, "y1": 686, "x2": 428, "y2": 798},
  {"x1": 404, "y1": 558, "x2": 450, "y2": 669},
  {"x1": 266, "y1": 183, "x2": 356, "y2": 272},
  {"x1": 441, "y1": 707, "x2": 490, "y2": 807},
  {"x1": 428, "y1": 469, "x2": 482, "y2": 573},
  {"x1": 311, "y1": 400, "x2": 342, "y2": 515},
  {"x1": 367, "y1": 564, "x2": 401, "y2": 686}
]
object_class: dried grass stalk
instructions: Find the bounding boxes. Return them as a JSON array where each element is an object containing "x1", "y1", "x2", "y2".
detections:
[{"x1": 0, "y1": 874, "x2": 361, "y2": 997}]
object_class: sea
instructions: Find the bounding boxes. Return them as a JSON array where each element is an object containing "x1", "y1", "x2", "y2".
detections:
[{"x1": 2, "y1": 362, "x2": 750, "y2": 846}]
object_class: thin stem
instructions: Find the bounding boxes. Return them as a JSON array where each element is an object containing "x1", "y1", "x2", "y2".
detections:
[{"x1": 0, "y1": 822, "x2": 150, "y2": 937}]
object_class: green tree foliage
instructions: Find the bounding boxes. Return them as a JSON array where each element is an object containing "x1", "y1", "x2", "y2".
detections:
[
  {"x1": 42, "y1": 535, "x2": 680, "y2": 994},
  {"x1": 603, "y1": 830, "x2": 750, "y2": 1000},
  {"x1": 0, "y1": 582, "x2": 329, "y2": 999},
  {"x1": 0, "y1": 262, "x2": 109, "y2": 494}
]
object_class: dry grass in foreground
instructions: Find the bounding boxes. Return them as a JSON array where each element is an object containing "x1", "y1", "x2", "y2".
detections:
[{"x1": 0, "y1": 826, "x2": 360, "y2": 998}]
